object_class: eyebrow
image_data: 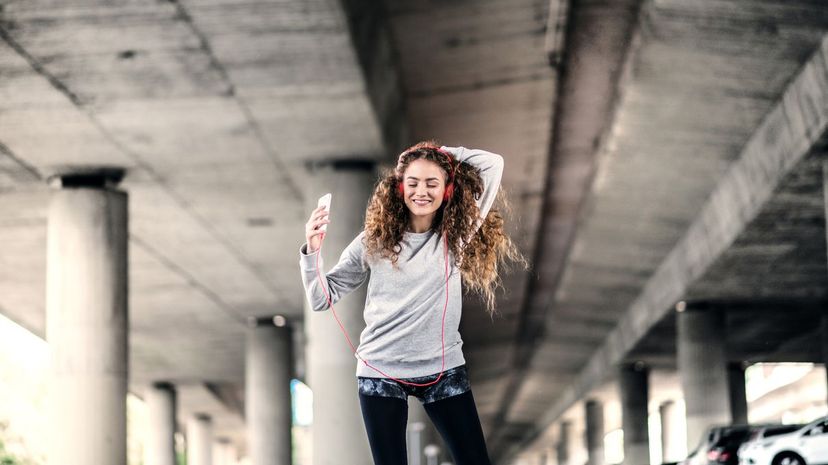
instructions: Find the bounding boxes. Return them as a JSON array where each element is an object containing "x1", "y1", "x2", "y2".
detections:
[{"x1": 405, "y1": 176, "x2": 441, "y2": 182}]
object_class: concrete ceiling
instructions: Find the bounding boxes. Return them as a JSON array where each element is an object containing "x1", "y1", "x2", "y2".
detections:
[{"x1": 2, "y1": 0, "x2": 828, "y2": 463}]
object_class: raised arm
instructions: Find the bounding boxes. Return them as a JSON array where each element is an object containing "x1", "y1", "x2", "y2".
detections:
[
  {"x1": 441, "y1": 145, "x2": 505, "y2": 235},
  {"x1": 299, "y1": 232, "x2": 369, "y2": 312}
]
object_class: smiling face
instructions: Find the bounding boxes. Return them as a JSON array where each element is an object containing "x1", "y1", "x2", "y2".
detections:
[{"x1": 401, "y1": 158, "x2": 449, "y2": 231}]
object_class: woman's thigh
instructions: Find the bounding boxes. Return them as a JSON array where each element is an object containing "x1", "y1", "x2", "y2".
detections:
[
  {"x1": 423, "y1": 390, "x2": 492, "y2": 465},
  {"x1": 359, "y1": 393, "x2": 409, "y2": 465}
]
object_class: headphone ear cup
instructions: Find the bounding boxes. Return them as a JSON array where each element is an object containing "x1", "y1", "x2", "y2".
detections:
[
  {"x1": 443, "y1": 183, "x2": 454, "y2": 202},
  {"x1": 397, "y1": 181, "x2": 404, "y2": 196}
]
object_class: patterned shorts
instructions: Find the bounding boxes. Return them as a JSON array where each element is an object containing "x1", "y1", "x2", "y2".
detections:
[{"x1": 357, "y1": 364, "x2": 471, "y2": 404}]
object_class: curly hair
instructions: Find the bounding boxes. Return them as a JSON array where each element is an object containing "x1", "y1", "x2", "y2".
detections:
[{"x1": 363, "y1": 140, "x2": 529, "y2": 318}]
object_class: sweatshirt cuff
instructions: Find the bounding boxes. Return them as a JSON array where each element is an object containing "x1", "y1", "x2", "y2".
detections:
[
  {"x1": 440, "y1": 145, "x2": 465, "y2": 162},
  {"x1": 299, "y1": 243, "x2": 320, "y2": 268}
]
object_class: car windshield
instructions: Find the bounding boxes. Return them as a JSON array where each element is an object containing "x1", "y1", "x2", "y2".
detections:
[
  {"x1": 764, "y1": 425, "x2": 801, "y2": 438},
  {"x1": 715, "y1": 430, "x2": 752, "y2": 448}
]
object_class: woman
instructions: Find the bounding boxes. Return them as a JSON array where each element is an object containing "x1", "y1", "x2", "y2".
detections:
[{"x1": 299, "y1": 141, "x2": 526, "y2": 465}]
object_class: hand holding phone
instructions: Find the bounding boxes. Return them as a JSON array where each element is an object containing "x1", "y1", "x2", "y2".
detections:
[
  {"x1": 317, "y1": 193, "x2": 331, "y2": 232},
  {"x1": 305, "y1": 193, "x2": 331, "y2": 253}
]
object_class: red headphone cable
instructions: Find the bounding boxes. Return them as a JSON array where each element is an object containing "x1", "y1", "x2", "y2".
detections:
[{"x1": 313, "y1": 230, "x2": 449, "y2": 387}]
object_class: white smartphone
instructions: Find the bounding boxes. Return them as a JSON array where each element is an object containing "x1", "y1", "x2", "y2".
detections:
[{"x1": 317, "y1": 193, "x2": 331, "y2": 232}]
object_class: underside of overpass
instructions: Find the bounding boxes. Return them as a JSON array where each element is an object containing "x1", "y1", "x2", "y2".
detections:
[{"x1": 1, "y1": 0, "x2": 828, "y2": 464}]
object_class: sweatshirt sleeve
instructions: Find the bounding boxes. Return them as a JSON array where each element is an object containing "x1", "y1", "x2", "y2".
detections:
[
  {"x1": 299, "y1": 232, "x2": 369, "y2": 312},
  {"x1": 441, "y1": 145, "x2": 505, "y2": 236}
]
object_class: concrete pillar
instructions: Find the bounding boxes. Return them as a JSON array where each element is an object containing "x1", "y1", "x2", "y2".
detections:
[
  {"x1": 246, "y1": 320, "x2": 292, "y2": 465},
  {"x1": 820, "y1": 201, "x2": 828, "y2": 408},
  {"x1": 557, "y1": 421, "x2": 571, "y2": 465},
  {"x1": 46, "y1": 169, "x2": 128, "y2": 465},
  {"x1": 304, "y1": 160, "x2": 375, "y2": 465},
  {"x1": 585, "y1": 400, "x2": 605, "y2": 465},
  {"x1": 821, "y1": 163, "x2": 828, "y2": 431},
  {"x1": 620, "y1": 364, "x2": 649, "y2": 465},
  {"x1": 727, "y1": 363, "x2": 748, "y2": 424},
  {"x1": 424, "y1": 444, "x2": 441, "y2": 465},
  {"x1": 678, "y1": 308, "x2": 731, "y2": 451},
  {"x1": 293, "y1": 320, "x2": 306, "y2": 382},
  {"x1": 822, "y1": 314, "x2": 828, "y2": 405},
  {"x1": 659, "y1": 401, "x2": 679, "y2": 464},
  {"x1": 187, "y1": 414, "x2": 213, "y2": 465},
  {"x1": 409, "y1": 398, "x2": 446, "y2": 465},
  {"x1": 146, "y1": 382, "x2": 177, "y2": 465},
  {"x1": 212, "y1": 439, "x2": 236, "y2": 465},
  {"x1": 409, "y1": 421, "x2": 426, "y2": 465}
]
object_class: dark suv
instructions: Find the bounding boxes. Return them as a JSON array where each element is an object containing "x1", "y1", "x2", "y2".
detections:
[
  {"x1": 681, "y1": 425, "x2": 764, "y2": 465},
  {"x1": 706, "y1": 428, "x2": 756, "y2": 465}
]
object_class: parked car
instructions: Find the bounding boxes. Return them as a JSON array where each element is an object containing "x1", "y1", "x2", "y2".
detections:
[
  {"x1": 744, "y1": 417, "x2": 828, "y2": 465},
  {"x1": 738, "y1": 425, "x2": 804, "y2": 465},
  {"x1": 706, "y1": 427, "x2": 756, "y2": 465},
  {"x1": 677, "y1": 424, "x2": 790, "y2": 465},
  {"x1": 681, "y1": 425, "x2": 755, "y2": 465}
]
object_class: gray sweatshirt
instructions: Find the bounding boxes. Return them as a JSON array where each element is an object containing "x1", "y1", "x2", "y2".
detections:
[{"x1": 299, "y1": 146, "x2": 504, "y2": 378}]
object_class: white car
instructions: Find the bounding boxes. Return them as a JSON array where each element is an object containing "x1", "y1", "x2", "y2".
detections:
[
  {"x1": 744, "y1": 417, "x2": 828, "y2": 465},
  {"x1": 738, "y1": 425, "x2": 803, "y2": 465}
]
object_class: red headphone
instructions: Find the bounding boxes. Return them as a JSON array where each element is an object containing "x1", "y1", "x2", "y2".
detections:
[{"x1": 397, "y1": 148, "x2": 456, "y2": 202}]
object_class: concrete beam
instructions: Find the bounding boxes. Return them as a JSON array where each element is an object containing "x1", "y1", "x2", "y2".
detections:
[
  {"x1": 489, "y1": 0, "x2": 643, "y2": 455},
  {"x1": 501, "y1": 32, "x2": 828, "y2": 463},
  {"x1": 338, "y1": 0, "x2": 409, "y2": 154}
]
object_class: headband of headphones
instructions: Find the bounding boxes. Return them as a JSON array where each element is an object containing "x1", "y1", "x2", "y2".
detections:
[{"x1": 399, "y1": 146, "x2": 457, "y2": 181}]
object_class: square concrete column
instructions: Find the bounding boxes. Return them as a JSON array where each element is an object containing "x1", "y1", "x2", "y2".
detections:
[
  {"x1": 46, "y1": 169, "x2": 128, "y2": 465},
  {"x1": 727, "y1": 363, "x2": 748, "y2": 424},
  {"x1": 212, "y1": 438, "x2": 237, "y2": 465},
  {"x1": 822, "y1": 161, "x2": 828, "y2": 403},
  {"x1": 409, "y1": 421, "x2": 427, "y2": 465},
  {"x1": 678, "y1": 307, "x2": 731, "y2": 451},
  {"x1": 424, "y1": 444, "x2": 442, "y2": 465},
  {"x1": 557, "y1": 421, "x2": 571, "y2": 465},
  {"x1": 146, "y1": 382, "x2": 177, "y2": 465},
  {"x1": 408, "y1": 397, "x2": 448, "y2": 465},
  {"x1": 187, "y1": 414, "x2": 213, "y2": 465},
  {"x1": 304, "y1": 160, "x2": 375, "y2": 465},
  {"x1": 245, "y1": 318, "x2": 292, "y2": 465},
  {"x1": 822, "y1": 314, "x2": 828, "y2": 404},
  {"x1": 659, "y1": 401, "x2": 680, "y2": 464},
  {"x1": 620, "y1": 363, "x2": 650, "y2": 465},
  {"x1": 585, "y1": 400, "x2": 605, "y2": 465}
]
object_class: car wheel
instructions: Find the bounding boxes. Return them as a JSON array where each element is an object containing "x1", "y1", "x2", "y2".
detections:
[{"x1": 773, "y1": 453, "x2": 806, "y2": 465}]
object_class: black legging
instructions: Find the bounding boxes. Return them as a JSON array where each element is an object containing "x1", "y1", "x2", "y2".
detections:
[{"x1": 358, "y1": 390, "x2": 493, "y2": 465}]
